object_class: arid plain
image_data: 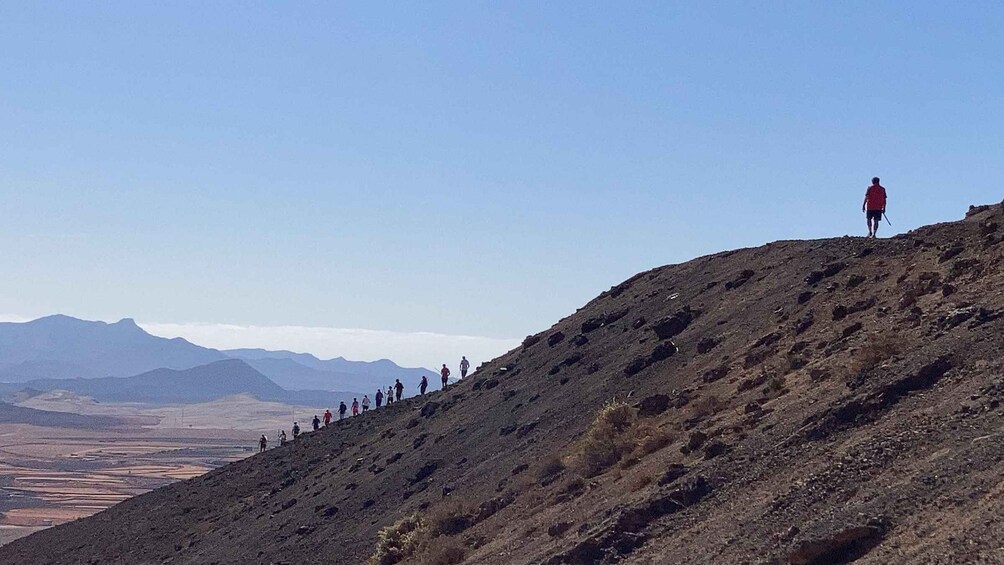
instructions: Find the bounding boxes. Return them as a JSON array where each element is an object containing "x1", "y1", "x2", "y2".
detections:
[{"x1": 0, "y1": 392, "x2": 323, "y2": 545}]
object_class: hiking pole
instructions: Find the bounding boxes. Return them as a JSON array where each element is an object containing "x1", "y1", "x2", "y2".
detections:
[{"x1": 883, "y1": 212, "x2": 892, "y2": 226}]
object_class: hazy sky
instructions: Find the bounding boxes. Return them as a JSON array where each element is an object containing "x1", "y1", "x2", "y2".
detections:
[{"x1": 2, "y1": 3, "x2": 1001, "y2": 368}]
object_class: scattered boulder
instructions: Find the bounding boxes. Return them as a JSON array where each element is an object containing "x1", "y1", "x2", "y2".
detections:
[
  {"x1": 785, "y1": 522, "x2": 886, "y2": 565},
  {"x1": 631, "y1": 317, "x2": 647, "y2": 329},
  {"x1": 702, "y1": 365, "x2": 730, "y2": 383},
  {"x1": 650, "y1": 341, "x2": 678, "y2": 362},
  {"x1": 831, "y1": 305, "x2": 848, "y2": 321},
  {"x1": 637, "y1": 394, "x2": 671, "y2": 417},
  {"x1": 797, "y1": 291, "x2": 815, "y2": 305},
  {"x1": 572, "y1": 334, "x2": 589, "y2": 347},
  {"x1": 547, "y1": 331, "x2": 566, "y2": 347},
  {"x1": 938, "y1": 244, "x2": 965, "y2": 263},
  {"x1": 657, "y1": 463, "x2": 688, "y2": 486},
  {"x1": 653, "y1": 307, "x2": 701, "y2": 340},
  {"x1": 522, "y1": 335, "x2": 541, "y2": 349},
  {"x1": 697, "y1": 336, "x2": 720, "y2": 354},
  {"x1": 421, "y1": 402, "x2": 440, "y2": 418},
  {"x1": 581, "y1": 318, "x2": 604, "y2": 333},
  {"x1": 725, "y1": 269, "x2": 755, "y2": 290},
  {"x1": 846, "y1": 274, "x2": 866, "y2": 288}
]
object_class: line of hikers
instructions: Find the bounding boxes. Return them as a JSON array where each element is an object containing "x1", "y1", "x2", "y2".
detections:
[{"x1": 258, "y1": 356, "x2": 471, "y2": 452}]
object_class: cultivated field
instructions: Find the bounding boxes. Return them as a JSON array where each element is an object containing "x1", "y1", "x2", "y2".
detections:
[{"x1": 0, "y1": 393, "x2": 325, "y2": 545}]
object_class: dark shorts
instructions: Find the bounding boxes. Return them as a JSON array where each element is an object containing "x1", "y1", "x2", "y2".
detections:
[{"x1": 867, "y1": 210, "x2": 883, "y2": 222}]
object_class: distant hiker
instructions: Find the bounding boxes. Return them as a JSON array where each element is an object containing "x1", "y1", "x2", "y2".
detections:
[
  {"x1": 419, "y1": 375, "x2": 428, "y2": 395},
  {"x1": 387, "y1": 385, "x2": 395, "y2": 404},
  {"x1": 279, "y1": 430, "x2": 287, "y2": 446},
  {"x1": 394, "y1": 379, "x2": 404, "y2": 401},
  {"x1": 259, "y1": 434, "x2": 267, "y2": 452},
  {"x1": 292, "y1": 422, "x2": 300, "y2": 438},
  {"x1": 375, "y1": 389, "x2": 384, "y2": 408},
  {"x1": 441, "y1": 364, "x2": 451, "y2": 390},
  {"x1": 351, "y1": 398, "x2": 360, "y2": 416},
  {"x1": 460, "y1": 356, "x2": 470, "y2": 379},
  {"x1": 323, "y1": 409, "x2": 332, "y2": 427},
  {"x1": 312, "y1": 414, "x2": 320, "y2": 431},
  {"x1": 863, "y1": 177, "x2": 888, "y2": 238},
  {"x1": 362, "y1": 395, "x2": 371, "y2": 412},
  {"x1": 339, "y1": 401, "x2": 347, "y2": 420}
]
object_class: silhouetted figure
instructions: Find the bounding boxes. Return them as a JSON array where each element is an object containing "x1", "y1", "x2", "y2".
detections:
[
  {"x1": 323, "y1": 409, "x2": 332, "y2": 427},
  {"x1": 292, "y1": 422, "x2": 300, "y2": 438},
  {"x1": 338, "y1": 401, "x2": 347, "y2": 420},
  {"x1": 863, "y1": 177, "x2": 888, "y2": 238},
  {"x1": 375, "y1": 389, "x2": 384, "y2": 408},
  {"x1": 259, "y1": 434, "x2": 267, "y2": 452},
  {"x1": 362, "y1": 395, "x2": 370, "y2": 412},
  {"x1": 279, "y1": 430, "x2": 287, "y2": 446},
  {"x1": 420, "y1": 375, "x2": 428, "y2": 395},
  {"x1": 395, "y1": 379, "x2": 404, "y2": 401},
  {"x1": 312, "y1": 414, "x2": 320, "y2": 431},
  {"x1": 460, "y1": 356, "x2": 470, "y2": 379},
  {"x1": 441, "y1": 364, "x2": 451, "y2": 390},
  {"x1": 387, "y1": 386, "x2": 394, "y2": 404},
  {"x1": 351, "y1": 398, "x2": 359, "y2": 416}
]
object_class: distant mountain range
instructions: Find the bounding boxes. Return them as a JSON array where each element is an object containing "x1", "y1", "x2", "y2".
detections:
[
  {"x1": 0, "y1": 359, "x2": 356, "y2": 406},
  {"x1": 0, "y1": 315, "x2": 434, "y2": 393}
]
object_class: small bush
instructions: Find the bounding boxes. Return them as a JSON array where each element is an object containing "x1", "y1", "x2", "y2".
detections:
[
  {"x1": 421, "y1": 538, "x2": 466, "y2": 565},
  {"x1": 371, "y1": 514, "x2": 426, "y2": 565},
  {"x1": 852, "y1": 332, "x2": 901, "y2": 375},
  {"x1": 536, "y1": 456, "x2": 566, "y2": 484},
  {"x1": 575, "y1": 401, "x2": 637, "y2": 477},
  {"x1": 634, "y1": 421, "x2": 674, "y2": 455},
  {"x1": 690, "y1": 394, "x2": 724, "y2": 420},
  {"x1": 428, "y1": 501, "x2": 472, "y2": 537}
]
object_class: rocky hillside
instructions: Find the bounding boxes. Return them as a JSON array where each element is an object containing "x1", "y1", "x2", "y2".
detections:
[{"x1": 2, "y1": 203, "x2": 1002, "y2": 565}]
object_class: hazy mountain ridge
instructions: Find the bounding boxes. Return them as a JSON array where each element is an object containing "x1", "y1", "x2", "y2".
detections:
[
  {"x1": 0, "y1": 360, "x2": 360, "y2": 407},
  {"x1": 0, "y1": 316, "x2": 432, "y2": 393}
]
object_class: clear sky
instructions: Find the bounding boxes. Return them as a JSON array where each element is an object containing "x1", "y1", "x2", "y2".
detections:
[{"x1": 1, "y1": 2, "x2": 1001, "y2": 368}]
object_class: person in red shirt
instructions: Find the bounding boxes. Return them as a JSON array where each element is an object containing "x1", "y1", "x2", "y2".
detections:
[
  {"x1": 862, "y1": 177, "x2": 887, "y2": 238},
  {"x1": 440, "y1": 364, "x2": 451, "y2": 390},
  {"x1": 322, "y1": 409, "x2": 332, "y2": 427}
]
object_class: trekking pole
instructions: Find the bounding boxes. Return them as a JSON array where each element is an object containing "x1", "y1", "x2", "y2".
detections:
[{"x1": 883, "y1": 212, "x2": 892, "y2": 226}]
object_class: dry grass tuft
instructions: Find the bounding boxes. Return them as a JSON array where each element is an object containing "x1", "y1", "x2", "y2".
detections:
[
  {"x1": 574, "y1": 401, "x2": 638, "y2": 477},
  {"x1": 371, "y1": 514, "x2": 426, "y2": 565},
  {"x1": 852, "y1": 332, "x2": 902, "y2": 375}
]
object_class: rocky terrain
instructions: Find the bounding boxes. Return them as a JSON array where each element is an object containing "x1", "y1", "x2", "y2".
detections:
[{"x1": 2, "y1": 203, "x2": 1002, "y2": 565}]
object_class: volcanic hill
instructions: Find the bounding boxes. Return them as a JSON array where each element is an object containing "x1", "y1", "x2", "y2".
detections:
[{"x1": 3, "y1": 203, "x2": 1003, "y2": 565}]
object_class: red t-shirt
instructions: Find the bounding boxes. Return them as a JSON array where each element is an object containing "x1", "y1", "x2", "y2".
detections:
[{"x1": 865, "y1": 185, "x2": 887, "y2": 210}]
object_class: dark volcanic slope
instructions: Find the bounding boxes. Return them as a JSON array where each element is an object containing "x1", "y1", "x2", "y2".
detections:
[{"x1": 3, "y1": 204, "x2": 1003, "y2": 565}]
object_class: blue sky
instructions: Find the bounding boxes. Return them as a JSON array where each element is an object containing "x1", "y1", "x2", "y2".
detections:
[{"x1": 1, "y1": 2, "x2": 1001, "y2": 367}]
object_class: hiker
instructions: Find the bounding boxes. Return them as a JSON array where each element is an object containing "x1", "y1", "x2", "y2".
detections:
[
  {"x1": 312, "y1": 414, "x2": 320, "y2": 431},
  {"x1": 863, "y1": 177, "x2": 887, "y2": 238},
  {"x1": 259, "y1": 434, "x2": 267, "y2": 452},
  {"x1": 419, "y1": 375, "x2": 428, "y2": 395},
  {"x1": 440, "y1": 364, "x2": 451, "y2": 390},
  {"x1": 362, "y1": 395, "x2": 371, "y2": 412},
  {"x1": 323, "y1": 409, "x2": 332, "y2": 427},
  {"x1": 338, "y1": 401, "x2": 347, "y2": 420},
  {"x1": 460, "y1": 356, "x2": 470, "y2": 379},
  {"x1": 375, "y1": 388, "x2": 384, "y2": 408},
  {"x1": 387, "y1": 385, "x2": 394, "y2": 404},
  {"x1": 394, "y1": 379, "x2": 404, "y2": 401},
  {"x1": 351, "y1": 398, "x2": 360, "y2": 416},
  {"x1": 279, "y1": 430, "x2": 287, "y2": 446},
  {"x1": 292, "y1": 422, "x2": 300, "y2": 438}
]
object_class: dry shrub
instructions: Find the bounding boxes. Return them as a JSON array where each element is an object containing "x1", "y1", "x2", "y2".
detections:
[
  {"x1": 633, "y1": 474, "x2": 654, "y2": 491},
  {"x1": 852, "y1": 332, "x2": 901, "y2": 374},
  {"x1": 420, "y1": 538, "x2": 466, "y2": 565},
  {"x1": 371, "y1": 514, "x2": 426, "y2": 565},
  {"x1": 575, "y1": 401, "x2": 637, "y2": 477},
  {"x1": 690, "y1": 394, "x2": 724, "y2": 420},
  {"x1": 634, "y1": 420, "x2": 674, "y2": 455},
  {"x1": 536, "y1": 456, "x2": 566, "y2": 484},
  {"x1": 427, "y1": 501, "x2": 473, "y2": 537}
]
